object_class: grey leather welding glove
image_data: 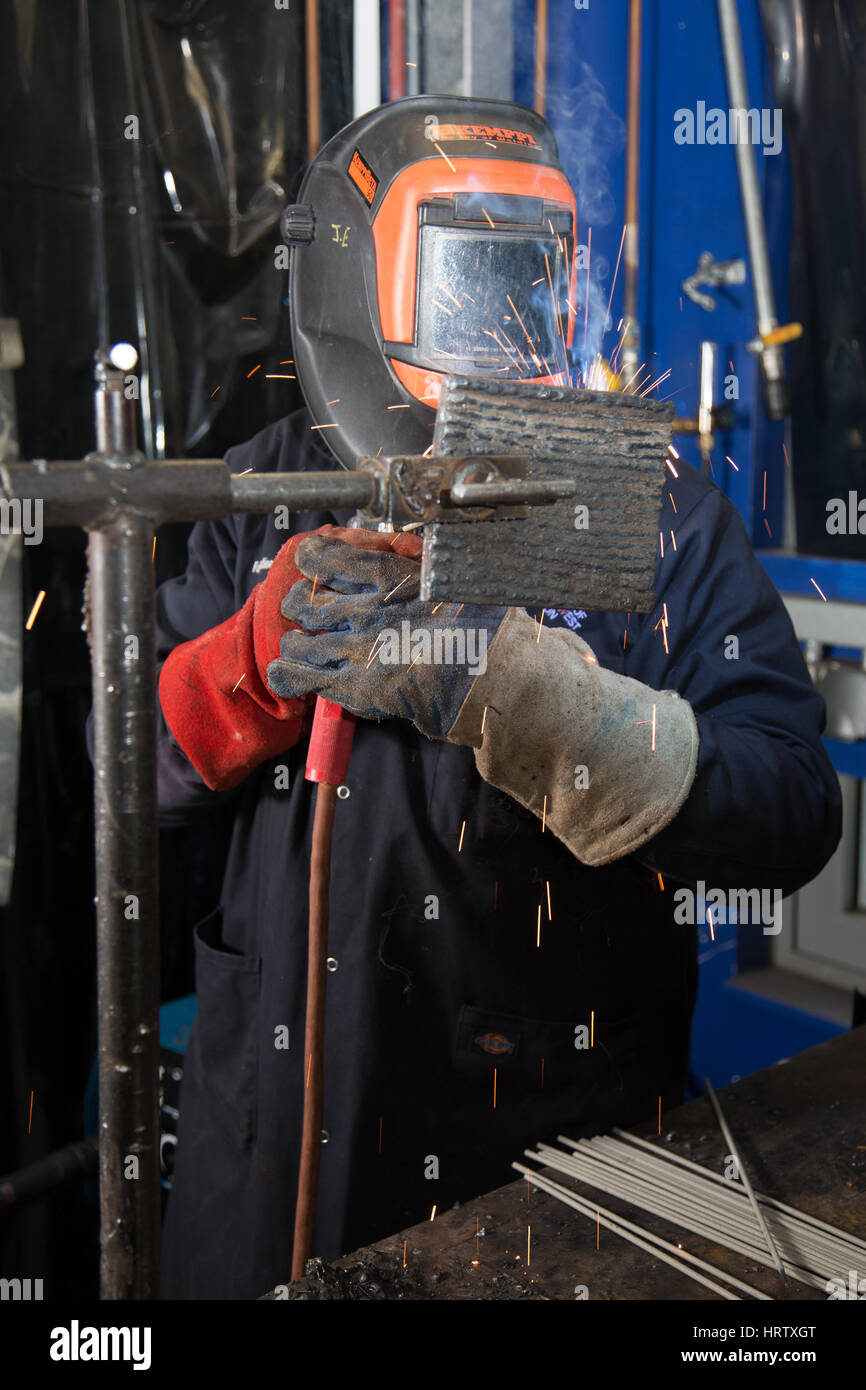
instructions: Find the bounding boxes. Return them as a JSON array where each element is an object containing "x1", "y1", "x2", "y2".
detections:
[
  {"x1": 447, "y1": 606, "x2": 699, "y2": 866},
  {"x1": 266, "y1": 534, "x2": 507, "y2": 739}
]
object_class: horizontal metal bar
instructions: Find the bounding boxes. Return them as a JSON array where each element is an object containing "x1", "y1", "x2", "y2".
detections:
[{"x1": 447, "y1": 477, "x2": 576, "y2": 506}]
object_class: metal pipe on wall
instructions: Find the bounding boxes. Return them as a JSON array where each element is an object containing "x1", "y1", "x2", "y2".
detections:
[
  {"x1": 533, "y1": 0, "x2": 548, "y2": 116},
  {"x1": 621, "y1": 0, "x2": 643, "y2": 381},
  {"x1": 306, "y1": 0, "x2": 321, "y2": 159},
  {"x1": 389, "y1": 0, "x2": 407, "y2": 99}
]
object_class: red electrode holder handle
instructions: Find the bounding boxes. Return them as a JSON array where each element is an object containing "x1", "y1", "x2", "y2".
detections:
[{"x1": 304, "y1": 697, "x2": 357, "y2": 785}]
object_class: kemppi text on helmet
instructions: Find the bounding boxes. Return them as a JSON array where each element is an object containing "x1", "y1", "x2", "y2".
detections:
[{"x1": 281, "y1": 94, "x2": 578, "y2": 470}]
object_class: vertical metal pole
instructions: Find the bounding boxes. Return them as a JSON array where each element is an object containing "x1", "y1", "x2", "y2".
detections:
[
  {"x1": 533, "y1": 0, "x2": 548, "y2": 116},
  {"x1": 88, "y1": 348, "x2": 160, "y2": 1299}
]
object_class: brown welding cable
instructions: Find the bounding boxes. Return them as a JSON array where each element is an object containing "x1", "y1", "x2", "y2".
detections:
[
  {"x1": 533, "y1": 0, "x2": 548, "y2": 118},
  {"x1": 623, "y1": 0, "x2": 643, "y2": 329},
  {"x1": 291, "y1": 781, "x2": 337, "y2": 1281},
  {"x1": 306, "y1": 0, "x2": 321, "y2": 162}
]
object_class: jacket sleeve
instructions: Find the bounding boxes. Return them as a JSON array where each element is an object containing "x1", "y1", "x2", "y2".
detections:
[{"x1": 628, "y1": 483, "x2": 842, "y2": 894}]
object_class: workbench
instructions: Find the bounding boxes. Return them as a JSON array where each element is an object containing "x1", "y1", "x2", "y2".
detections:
[{"x1": 274, "y1": 1027, "x2": 865, "y2": 1300}]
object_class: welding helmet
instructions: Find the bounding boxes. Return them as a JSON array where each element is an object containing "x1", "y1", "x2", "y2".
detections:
[{"x1": 281, "y1": 95, "x2": 578, "y2": 470}]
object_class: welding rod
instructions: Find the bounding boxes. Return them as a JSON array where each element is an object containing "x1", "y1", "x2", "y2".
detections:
[
  {"x1": 703, "y1": 1077, "x2": 789, "y2": 1288},
  {"x1": 514, "y1": 1163, "x2": 752, "y2": 1300}
]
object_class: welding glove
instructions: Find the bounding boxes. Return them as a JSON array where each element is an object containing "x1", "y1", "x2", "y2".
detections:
[
  {"x1": 267, "y1": 534, "x2": 506, "y2": 738},
  {"x1": 269, "y1": 536, "x2": 699, "y2": 866},
  {"x1": 158, "y1": 525, "x2": 421, "y2": 792}
]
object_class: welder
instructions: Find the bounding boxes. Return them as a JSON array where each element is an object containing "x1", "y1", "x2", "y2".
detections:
[{"x1": 155, "y1": 96, "x2": 841, "y2": 1299}]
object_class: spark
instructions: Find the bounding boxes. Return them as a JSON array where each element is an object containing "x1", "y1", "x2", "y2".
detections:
[
  {"x1": 430, "y1": 1205, "x2": 437, "y2": 1221},
  {"x1": 403, "y1": 1240, "x2": 407, "y2": 1268},
  {"x1": 481, "y1": 207, "x2": 496, "y2": 228},
  {"x1": 763, "y1": 518, "x2": 773, "y2": 537},
  {"x1": 238, "y1": 466, "x2": 254, "y2": 475},
  {"x1": 458, "y1": 820, "x2": 466, "y2": 852},
  {"x1": 665, "y1": 459, "x2": 679, "y2": 478},
  {"x1": 405, "y1": 60, "x2": 417, "y2": 67},
  {"x1": 639, "y1": 368, "x2": 672, "y2": 397},
  {"x1": 590, "y1": 1010, "x2": 595, "y2": 1047},
  {"x1": 25, "y1": 591, "x2": 46, "y2": 630},
  {"x1": 725, "y1": 454, "x2": 739, "y2": 472},
  {"x1": 623, "y1": 627, "x2": 627, "y2": 649},
  {"x1": 433, "y1": 298, "x2": 454, "y2": 316},
  {"x1": 546, "y1": 880, "x2": 552, "y2": 920},
  {"x1": 209, "y1": 386, "x2": 221, "y2": 397},
  {"x1": 366, "y1": 633, "x2": 386, "y2": 668},
  {"x1": 152, "y1": 537, "x2": 156, "y2": 563},
  {"x1": 531, "y1": 277, "x2": 545, "y2": 286},
  {"x1": 669, "y1": 492, "x2": 678, "y2": 513},
  {"x1": 483, "y1": 326, "x2": 523, "y2": 373},
  {"x1": 661, "y1": 620, "x2": 669, "y2": 653},
  {"x1": 763, "y1": 472, "x2": 767, "y2": 510},
  {"x1": 327, "y1": 399, "x2": 340, "y2": 405},
  {"x1": 583, "y1": 227, "x2": 592, "y2": 350},
  {"x1": 604, "y1": 224, "x2": 627, "y2": 331},
  {"x1": 246, "y1": 364, "x2": 261, "y2": 377},
  {"x1": 310, "y1": 573, "x2": 319, "y2": 600},
  {"x1": 527, "y1": 1225, "x2": 531, "y2": 1267},
  {"x1": 505, "y1": 295, "x2": 541, "y2": 367},
  {"x1": 481, "y1": 705, "x2": 488, "y2": 735},
  {"x1": 541, "y1": 795, "x2": 548, "y2": 833},
  {"x1": 544, "y1": 251, "x2": 568, "y2": 373},
  {"x1": 536, "y1": 609, "x2": 545, "y2": 642},
  {"x1": 431, "y1": 602, "x2": 443, "y2": 614},
  {"x1": 433, "y1": 141, "x2": 456, "y2": 171},
  {"x1": 306, "y1": 1052, "x2": 313, "y2": 1088},
  {"x1": 441, "y1": 286, "x2": 463, "y2": 309},
  {"x1": 387, "y1": 404, "x2": 411, "y2": 410},
  {"x1": 407, "y1": 652, "x2": 423, "y2": 671},
  {"x1": 454, "y1": 604, "x2": 464, "y2": 617},
  {"x1": 620, "y1": 361, "x2": 646, "y2": 393},
  {"x1": 782, "y1": 443, "x2": 790, "y2": 469},
  {"x1": 659, "y1": 530, "x2": 665, "y2": 558},
  {"x1": 383, "y1": 573, "x2": 412, "y2": 600},
  {"x1": 668, "y1": 444, "x2": 680, "y2": 459},
  {"x1": 663, "y1": 603, "x2": 669, "y2": 625},
  {"x1": 810, "y1": 577, "x2": 828, "y2": 602},
  {"x1": 265, "y1": 374, "x2": 296, "y2": 379},
  {"x1": 280, "y1": 360, "x2": 294, "y2": 365},
  {"x1": 707, "y1": 906, "x2": 715, "y2": 941},
  {"x1": 657, "y1": 873, "x2": 664, "y2": 891},
  {"x1": 310, "y1": 423, "x2": 340, "y2": 430},
  {"x1": 241, "y1": 316, "x2": 257, "y2": 321},
  {"x1": 536, "y1": 905, "x2": 541, "y2": 947},
  {"x1": 670, "y1": 530, "x2": 677, "y2": 554}
]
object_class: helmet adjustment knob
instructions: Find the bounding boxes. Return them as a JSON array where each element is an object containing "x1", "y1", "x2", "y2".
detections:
[{"x1": 280, "y1": 204, "x2": 315, "y2": 244}]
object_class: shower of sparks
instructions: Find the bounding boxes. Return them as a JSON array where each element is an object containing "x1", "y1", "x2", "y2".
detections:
[
  {"x1": 383, "y1": 573, "x2": 412, "y2": 601},
  {"x1": 366, "y1": 634, "x2": 386, "y2": 668},
  {"x1": 25, "y1": 591, "x2": 45, "y2": 630},
  {"x1": 246, "y1": 364, "x2": 261, "y2": 377},
  {"x1": 657, "y1": 873, "x2": 665, "y2": 891},
  {"x1": 725, "y1": 455, "x2": 739, "y2": 472},
  {"x1": 458, "y1": 820, "x2": 466, "y2": 852},
  {"x1": 639, "y1": 368, "x2": 672, "y2": 397},
  {"x1": 541, "y1": 795, "x2": 548, "y2": 834},
  {"x1": 433, "y1": 141, "x2": 456, "y2": 171},
  {"x1": 810, "y1": 577, "x2": 828, "y2": 602}
]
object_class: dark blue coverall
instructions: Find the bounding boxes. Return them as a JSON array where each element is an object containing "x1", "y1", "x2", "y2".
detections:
[{"x1": 155, "y1": 408, "x2": 841, "y2": 1298}]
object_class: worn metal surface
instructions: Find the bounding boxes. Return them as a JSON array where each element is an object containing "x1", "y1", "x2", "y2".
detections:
[
  {"x1": 422, "y1": 378, "x2": 673, "y2": 610},
  {"x1": 275, "y1": 1029, "x2": 866, "y2": 1300}
]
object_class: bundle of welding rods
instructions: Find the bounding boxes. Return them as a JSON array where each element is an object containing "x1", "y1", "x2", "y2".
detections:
[{"x1": 514, "y1": 1128, "x2": 866, "y2": 1300}]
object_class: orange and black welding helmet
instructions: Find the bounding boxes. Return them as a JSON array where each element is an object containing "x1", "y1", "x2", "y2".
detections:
[{"x1": 281, "y1": 95, "x2": 578, "y2": 470}]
